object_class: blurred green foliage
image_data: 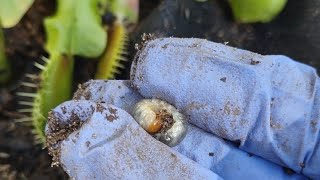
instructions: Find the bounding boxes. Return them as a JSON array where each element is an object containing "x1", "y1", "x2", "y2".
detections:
[
  {"x1": 229, "y1": 0, "x2": 287, "y2": 23},
  {"x1": 45, "y1": 0, "x2": 107, "y2": 57},
  {"x1": 0, "y1": 0, "x2": 34, "y2": 28}
]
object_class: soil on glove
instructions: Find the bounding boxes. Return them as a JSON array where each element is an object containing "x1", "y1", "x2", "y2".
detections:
[{"x1": 46, "y1": 110, "x2": 84, "y2": 168}]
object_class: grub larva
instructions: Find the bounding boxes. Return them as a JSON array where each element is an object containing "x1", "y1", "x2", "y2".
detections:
[{"x1": 132, "y1": 99, "x2": 187, "y2": 147}]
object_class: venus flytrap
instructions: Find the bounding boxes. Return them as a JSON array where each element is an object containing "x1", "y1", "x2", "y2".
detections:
[
  {"x1": 17, "y1": 0, "x2": 138, "y2": 143},
  {"x1": 30, "y1": 54, "x2": 73, "y2": 143},
  {"x1": 18, "y1": 0, "x2": 107, "y2": 143},
  {"x1": 95, "y1": 23, "x2": 128, "y2": 79},
  {"x1": 95, "y1": 0, "x2": 138, "y2": 79}
]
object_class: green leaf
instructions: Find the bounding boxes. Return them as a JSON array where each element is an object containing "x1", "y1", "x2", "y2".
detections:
[
  {"x1": 32, "y1": 54, "x2": 74, "y2": 142},
  {"x1": 229, "y1": 0, "x2": 287, "y2": 23},
  {"x1": 0, "y1": 0, "x2": 34, "y2": 28},
  {"x1": 44, "y1": 0, "x2": 107, "y2": 57}
]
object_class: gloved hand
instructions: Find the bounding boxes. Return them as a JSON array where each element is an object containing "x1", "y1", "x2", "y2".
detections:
[{"x1": 45, "y1": 38, "x2": 319, "y2": 179}]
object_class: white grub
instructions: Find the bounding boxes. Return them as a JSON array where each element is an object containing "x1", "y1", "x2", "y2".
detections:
[{"x1": 132, "y1": 99, "x2": 187, "y2": 147}]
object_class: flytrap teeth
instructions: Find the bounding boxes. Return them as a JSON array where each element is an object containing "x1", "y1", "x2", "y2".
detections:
[
  {"x1": 120, "y1": 51, "x2": 129, "y2": 55},
  {"x1": 31, "y1": 129, "x2": 38, "y2": 134},
  {"x1": 18, "y1": 108, "x2": 33, "y2": 113},
  {"x1": 21, "y1": 82, "x2": 38, "y2": 88},
  {"x1": 95, "y1": 23, "x2": 129, "y2": 79},
  {"x1": 112, "y1": 69, "x2": 121, "y2": 74},
  {"x1": 115, "y1": 63, "x2": 125, "y2": 69},
  {"x1": 34, "y1": 137, "x2": 43, "y2": 145},
  {"x1": 16, "y1": 92, "x2": 37, "y2": 98},
  {"x1": 25, "y1": 73, "x2": 38, "y2": 80},
  {"x1": 34, "y1": 62, "x2": 46, "y2": 70},
  {"x1": 32, "y1": 130, "x2": 44, "y2": 145},
  {"x1": 40, "y1": 56, "x2": 50, "y2": 64},
  {"x1": 14, "y1": 117, "x2": 32, "y2": 123},
  {"x1": 18, "y1": 101, "x2": 34, "y2": 106},
  {"x1": 118, "y1": 56, "x2": 128, "y2": 62}
]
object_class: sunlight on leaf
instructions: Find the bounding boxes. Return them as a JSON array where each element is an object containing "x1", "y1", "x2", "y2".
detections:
[
  {"x1": 0, "y1": 0, "x2": 34, "y2": 28},
  {"x1": 44, "y1": 0, "x2": 107, "y2": 57}
]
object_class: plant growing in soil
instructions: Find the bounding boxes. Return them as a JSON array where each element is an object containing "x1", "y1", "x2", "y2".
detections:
[
  {"x1": 0, "y1": 0, "x2": 35, "y2": 84},
  {"x1": 17, "y1": 0, "x2": 138, "y2": 143}
]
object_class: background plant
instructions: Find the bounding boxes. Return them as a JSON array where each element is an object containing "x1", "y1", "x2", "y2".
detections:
[
  {"x1": 17, "y1": 0, "x2": 138, "y2": 143},
  {"x1": 0, "y1": 0, "x2": 34, "y2": 84},
  {"x1": 228, "y1": 0, "x2": 288, "y2": 23}
]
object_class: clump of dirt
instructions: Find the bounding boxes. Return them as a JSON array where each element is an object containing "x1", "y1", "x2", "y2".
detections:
[
  {"x1": 156, "y1": 110, "x2": 175, "y2": 134},
  {"x1": 106, "y1": 107, "x2": 118, "y2": 122},
  {"x1": 46, "y1": 111, "x2": 84, "y2": 167},
  {"x1": 134, "y1": 33, "x2": 156, "y2": 51},
  {"x1": 72, "y1": 82, "x2": 91, "y2": 100}
]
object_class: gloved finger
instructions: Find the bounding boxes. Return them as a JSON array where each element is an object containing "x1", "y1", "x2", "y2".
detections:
[
  {"x1": 130, "y1": 37, "x2": 320, "y2": 179},
  {"x1": 176, "y1": 124, "x2": 306, "y2": 180},
  {"x1": 73, "y1": 80, "x2": 142, "y2": 113},
  {"x1": 45, "y1": 100, "x2": 221, "y2": 180},
  {"x1": 74, "y1": 79, "x2": 308, "y2": 179}
]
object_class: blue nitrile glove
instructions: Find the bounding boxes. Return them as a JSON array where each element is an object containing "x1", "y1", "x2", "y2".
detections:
[
  {"x1": 46, "y1": 100, "x2": 220, "y2": 180},
  {"x1": 46, "y1": 80, "x2": 307, "y2": 179},
  {"x1": 131, "y1": 38, "x2": 320, "y2": 179}
]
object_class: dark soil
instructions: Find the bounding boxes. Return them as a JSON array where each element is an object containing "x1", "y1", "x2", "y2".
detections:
[
  {"x1": 157, "y1": 110, "x2": 175, "y2": 134},
  {"x1": 0, "y1": 0, "x2": 319, "y2": 179}
]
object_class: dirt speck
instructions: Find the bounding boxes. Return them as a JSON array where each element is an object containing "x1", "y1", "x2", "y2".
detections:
[
  {"x1": 85, "y1": 141, "x2": 91, "y2": 148},
  {"x1": 98, "y1": 86, "x2": 103, "y2": 92},
  {"x1": 60, "y1": 106, "x2": 67, "y2": 114},
  {"x1": 92, "y1": 134, "x2": 97, "y2": 139},
  {"x1": 186, "y1": 102, "x2": 206, "y2": 111},
  {"x1": 250, "y1": 59, "x2": 261, "y2": 65},
  {"x1": 156, "y1": 110, "x2": 175, "y2": 134},
  {"x1": 224, "y1": 101, "x2": 240, "y2": 116},
  {"x1": 96, "y1": 103, "x2": 106, "y2": 113},
  {"x1": 73, "y1": 83, "x2": 91, "y2": 100},
  {"x1": 220, "y1": 77, "x2": 227, "y2": 82},
  {"x1": 310, "y1": 120, "x2": 317, "y2": 133},
  {"x1": 189, "y1": 43, "x2": 199, "y2": 48},
  {"x1": 208, "y1": 152, "x2": 214, "y2": 156},
  {"x1": 162, "y1": 43, "x2": 169, "y2": 49},
  {"x1": 106, "y1": 107, "x2": 119, "y2": 122},
  {"x1": 170, "y1": 153, "x2": 177, "y2": 159},
  {"x1": 270, "y1": 117, "x2": 282, "y2": 130}
]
